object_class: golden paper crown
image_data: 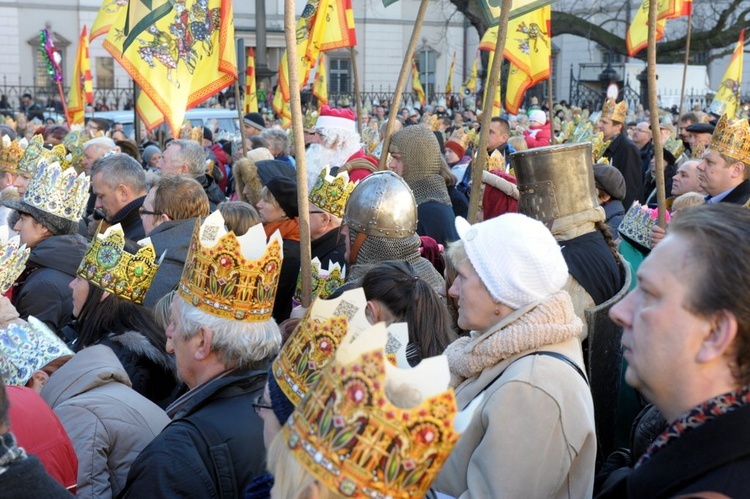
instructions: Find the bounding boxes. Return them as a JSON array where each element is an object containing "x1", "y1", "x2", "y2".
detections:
[
  {"x1": 294, "y1": 257, "x2": 347, "y2": 305},
  {"x1": 274, "y1": 287, "x2": 371, "y2": 406},
  {"x1": 24, "y1": 160, "x2": 90, "y2": 223},
  {"x1": 0, "y1": 226, "x2": 30, "y2": 295},
  {"x1": 447, "y1": 127, "x2": 472, "y2": 151},
  {"x1": 15, "y1": 135, "x2": 70, "y2": 175},
  {"x1": 304, "y1": 108, "x2": 319, "y2": 131},
  {"x1": 308, "y1": 165, "x2": 358, "y2": 218},
  {"x1": 77, "y1": 224, "x2": 163, "y2": 304},
  {"x1": 63, "y1": 131, "x2": 86, "y2": 172},
  {"x1": 601, "y1": 98, "x2": 627, "y2": 123},
  {"x1": 663, "y1": 135, "x2": 685, "y2": 161},
  {"x1": 178, "y1": 210, "x2": 284, "y2": 321},
  {"x1": 283, "y1": 324, "x2": 476, "y2": 499},
  {"x1": 709, "y1": 114, "x2": 750, "y2": 165},
  {"x1": 487, "y1": 149, "x2": 505, "y2": 172},
  {"x1": 424, "y1": 114, "x2": 441, "y2": 131},
  {"x1": 692, "y1": 141, "x2": 707, "y2": 159},
  {"x1": 0, "y1": 135, "x2": 28, "y2": 172}
]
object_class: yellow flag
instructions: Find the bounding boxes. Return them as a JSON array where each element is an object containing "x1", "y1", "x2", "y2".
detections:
[
  {"x1": 446, "y1": 51, "x2": 456, "y2": 99},
  {"x1": 505, "y1": 62, "x2": 533, "y2": 115},
  {"x1": 710, "y1": 29, "x2": 745, "y2": 118},
  {"x1": 273, "y1": 87, "x2": 292, "y2": 129},
  {"x1": 103, "y1": 0, "x2": 238, "y2": 136},
  {"x1": 411, "y1": 60, "x2": 426, "y2": 107},
  {"x1": 626, "y1": 0, "x2": 666, "y2": 57},
  {"x1": 308, "y1": 0, "x2": 357, "y2": 57},
  {"x1": 91, "y1": 0, "x2": 127, "y2": 40},
  {"x1": 245, "y1": 48, "x2": 258, "y2": 114},
  {"x1": 313, "y1": 53, "x2": 329, "y2": 107},
  {"x1": 68, "y1": 26, "x2": 94, "y2": 125},
  {"x1": 461, "y1": 54, "x2": 478, "y2": 95},
  {"x1": 503, "y1": 5, "x2": 551, "y2": 82}
]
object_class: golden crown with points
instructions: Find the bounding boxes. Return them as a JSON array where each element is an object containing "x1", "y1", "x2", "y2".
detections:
[
  {"x1": 308, "y1": 165, "x2": 358, "y2": 218},
  {"x1": 274, "y1": 287, "x2": 370, "y2": 406},
  {"x1": 487, "y1": 149, "x2": 505, "y2": 172},
  {"x1": 77, "y1": 224, "x2": 162, "y2": 304},
  {"x1": 283, "y1": 324, "x2": 474, "y2": 499},
  {"x1": 294, "y1": 257, "x2": 346, "y2": 305},
  {"x1": 15, "y1": 135, "x2": 70, "y2": 175},
  {"x1": 617, "y1": 202, "x2": 668, "y2": 251},
  {"x1": 0, "y1": 135, "x2": 28, "y2": 172},
  {"x1": 709, "y1": 114, "x2": 750, "y2": 165},
  {"x1": 663, "y1": 135, "x2": 685, "y2": 161},
  {"x1": 63, "y1": 131, "x2": 86, "y2": 172},
  {"x1": 601, "y1": 98, "x2": 627, "y2": 123},
  {"x1": 0, "y1": 226, "x2": 30, "y2": 295},
  {"x1": 23, "y1": 160, "x2": 90, "y2": 223},
  {"x1": 304, "y1": 108, "x2": 319, "y2": 131},
  {"x1": 692, "y1": 142, "x2": 707, "y2": 160},
  {"x1": 447, "y1": 127, "x2": 472, "y2": 151},
  {"x1": 178, "y1": 210, "x2": 284, "y2": 322}
]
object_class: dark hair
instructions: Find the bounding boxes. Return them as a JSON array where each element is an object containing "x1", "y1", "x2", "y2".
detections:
[
  {"x1": 361, "y1": 261, "x2": 456, "y2": 361},
  {"x1": 75, "y1": 282, "x2": 166, "y2": 354},
  {"x1": 668, "y1": 204, "x2": 750, "y2": 385},
  {"x1": 490, "y1": 116, "x2": 510, "y2": 134},
  {"x1": 443, "y1": 255, "x2": 469, "y2": 337}
]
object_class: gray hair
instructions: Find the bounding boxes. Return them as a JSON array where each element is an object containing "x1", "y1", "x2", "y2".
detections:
[
  {"x1": 91, "y1": 153, "x2": 147, "y2": 194},
  {"x1": 174, "y1": 294, "x2": 281, "y2": 369},
  {"x1": 260, "y1": 129, "x2": 290, "y2": 157},
  {"x1": 169, "y1": 139, "x2": 207, "y2": 176},
  {"x1": 84, "y1": 137, "x2": 117, "y2": 153}
]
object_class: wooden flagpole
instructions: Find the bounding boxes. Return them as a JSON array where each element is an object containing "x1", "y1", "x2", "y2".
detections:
[
  {"x1": 284, "y1": 0, "x2": 313, "y2": 307},
  {"x1": 647, "y1": 0, "x2": 666, "y2": 228},
  {"x1": 351, "y1": 47, "x2": 363, "y2": 137},
  {"x1": 378, "y1": 0, "x2": 430, "y2": 171},
  {"x1": 467, "y1": 0, "x2": 513, "y2": 223},
  {"x1": 676, "y1": 8, "x2": 693, "y2": 129}
]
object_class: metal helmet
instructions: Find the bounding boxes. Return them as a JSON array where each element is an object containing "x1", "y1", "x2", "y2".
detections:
[
  {"x1": 511, "y1": 142, "x2": 599, "y2": 224},
  {"x1": 343, "y1": 170, "x2": 417, "y2": 238}
]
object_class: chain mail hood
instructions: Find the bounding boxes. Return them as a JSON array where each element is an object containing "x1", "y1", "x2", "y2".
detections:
[{"x1": 390, "y1": 126, "x2": 452, "y2": 207}]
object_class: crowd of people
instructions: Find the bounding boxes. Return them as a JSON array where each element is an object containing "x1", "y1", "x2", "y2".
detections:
[{"x1": 0, "y1": 87, "x2": 749, "y2": 499}]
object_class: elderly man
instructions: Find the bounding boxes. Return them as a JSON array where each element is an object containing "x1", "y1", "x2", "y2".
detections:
[
  {"x1": 684, "y1": 122, "x2": 714, "y2": 158},
  {"x1": 631, "y1": 122, "x2": 653, "y2": 180},
  {"x1": 697, "y1": 115, "x2": 750, "y2": 205},
  {"x1": 601, "y1": 204, "x2": 750, "y2": 497},
  {"x1": 121, "y1": 211, "x2": 282, "y2": 497},
  {"x1": 671, "y1": 159, "x2": 706, "y2": 197},
  {"x1": 90, "y1": 154, "x2": 147, "y2": 241},
  {"x1": 81, "y1": 137, "x2": 118, "y2": 174},
  {"x1": 140, "y1": 174, "x2": 211, "y2": 309},
  {"x1": 157, "y1": 139, "x2": 225, "y2": 208}
]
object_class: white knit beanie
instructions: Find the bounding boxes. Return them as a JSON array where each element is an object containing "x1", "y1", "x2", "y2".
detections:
[
  {"x1": 455, "y1": 214, "x2": 568, "y2": 309},
  {"x1": 529, "y1": 109, "x2": 547, "y2": 125}
]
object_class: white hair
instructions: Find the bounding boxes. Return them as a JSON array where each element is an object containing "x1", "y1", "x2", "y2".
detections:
[
  {"x1": 84, "y1": 137, "x2": 117, "y2": 151},
  {"x1": 174, "y1": 294, "x2": 281, "y2": 369}
]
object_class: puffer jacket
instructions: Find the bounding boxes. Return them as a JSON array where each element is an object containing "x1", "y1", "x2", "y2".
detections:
[{"x1": 40, "y1": 345, "x2": 170, "y2": 499}]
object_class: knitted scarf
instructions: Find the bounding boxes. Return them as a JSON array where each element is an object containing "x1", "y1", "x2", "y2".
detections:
[
  {"x1": 263, "y1": 218, "x2": 300, "y2": 242},
  {"x1": 0, "y1": 432, "x2": 27, "y2": 475},
  {"x1": 636, "y1": 385, "x2": 750, "y2": 467},
  {"x1": 444, "y1": 291, "x2": 582, "y2": 387}
]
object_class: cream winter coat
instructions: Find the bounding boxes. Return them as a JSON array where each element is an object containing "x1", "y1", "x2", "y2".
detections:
[{"x1": 433, "y1": 291, "x2": 597, "y2": 498}]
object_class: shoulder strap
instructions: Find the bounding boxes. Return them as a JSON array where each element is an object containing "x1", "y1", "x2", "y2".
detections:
[{"x1": 479, "y1": 350, "x2": 589, "y2": 397}]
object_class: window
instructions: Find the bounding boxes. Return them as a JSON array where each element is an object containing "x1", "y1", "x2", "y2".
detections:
[
  {"x1": 96, "y1": 57, "x2": 115, "y2": 89},
  {"x1": 418, "y1": 49, "x2": 437, "y2": 102},
  {"x1": 329, "y1": 58, "x2": 351, "y2": 93}
]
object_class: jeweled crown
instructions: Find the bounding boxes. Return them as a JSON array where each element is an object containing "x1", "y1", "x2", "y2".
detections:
[
  {"x1": 294, "y1": 257, "x2": 346, "y2": 305},
  {"x1": 283, "y1": 323, "x2": 478, "y2": 498},
  {"x1": 24, "y1": 160, "x2": 90, "y2": 222},
  {"x1": 601, "y1": 98, "x2": 627, "y2": 123},
  {"x1": 0, "y1": 316, "x2": 74, "y2": 386},
  {"x1": 0, "y1": 226, "x2": 30, "y2": 295},
  {"x1": 308, "y1": 165, "x2": 358, "y2": 218},
  {"x1": 178, "y1": 210, "x2": 284, "y2": 322},
  {"x1": 15, "y1": 135, "x2": 70, "y2": 175},
  {"x1": 709, "y1": 114, "x2": 750, "y2": 165},
  {"x1": 274, "y1": 287, "x2": 372, "y2": 406},
  {"x1": 304, "y1": 108, "x2": 319, "y2": 131},
  {"x1": 77, "y1": 224, "x2": 162, "y2": 304},
  {"x1": 618, "y1": 202, "x2": 670, "y2": 251},
  {"x1": 0, "y1": 135, "x2": 28, "y2": 172}
]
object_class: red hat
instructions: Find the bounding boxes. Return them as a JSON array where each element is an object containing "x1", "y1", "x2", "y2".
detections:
[
  {"x1": 482, "y1": 170, "x2": 519, "y2": 220},
  {"x1": 315, "y1": 105, "x2": 356, "y2": 132},
  {"x1": 444, "y1": 140, "x2": 466, "y2": 159}
]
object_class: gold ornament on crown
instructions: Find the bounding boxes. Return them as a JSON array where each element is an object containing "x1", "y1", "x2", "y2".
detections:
[
  {"x1": 283, "y1": 324, "x2": 474, "y2": 499},
  {"x1": 692, "y1": 142, "x2": 707, "y2": 160},
  {"x1": 274, "y1": 287, "x2": 370, "y2": 406},
  {"x1": 308, "y1": 165, "x2": 358, "y2": 218},
  {"x1": 663, "y1": 135, "x2": 685, "y2": 161},
  {"x1": 77, "y1": 224, "x2": 163, "y2": 304},
  {"x1": 601, "y1": 98, "x2": 627, "y2": 123},
  {"x1": 178, "y1": 210, "x2": 284, "y2": 322},
  {"x1": 0, "y1": 135, "x2": 28, "y2": 172},
  {"x1": 709, "y1": 114, "x2": 750, "y2": 165},
  {"x1": 63, "y1": 131, "x2": 86, "y2": 173},
  {"x1": 294, "y1": 257, "x2": 346, "y2": 305},
  {"x1": 0, "y1": 226, "x2": 30, "y2": 296},
  {"x1": 487, "y1": 149, "x2": 505, "y2": 172},
  {"x1": 15, "y1": 135, "x2": 71, "y2": 175},
  {"x1": 23, "y1": 161, "x2": 90, "y2": 223},
  {"x1": 447, "y1": 127, "x2": 472, "y2": 152}
]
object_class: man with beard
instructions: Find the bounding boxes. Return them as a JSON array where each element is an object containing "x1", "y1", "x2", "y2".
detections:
[{"x1": 306, "y1": 105, "x2": 376, "y2": 190}]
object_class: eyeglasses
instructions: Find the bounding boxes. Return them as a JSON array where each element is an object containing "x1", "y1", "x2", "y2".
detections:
[
  {"x1": 138, "y1": 207, "x2": 161, "y2": 217},
  {"x1": 252, "y1": 394, "x2": 273, "y2": 415},
  {"x1": 309, "y1": 210, "x2": 325, "y2": 215}
]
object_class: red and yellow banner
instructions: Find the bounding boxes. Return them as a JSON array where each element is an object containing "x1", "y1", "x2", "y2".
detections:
[
  {"x1": 68, "y1": 25, "x2": 94, "y2": 125},
  {"x1": 313, "y1": 53, "x2": 329, "y2": 107},
  {"x1": 412, "y1": 59, "x2": 426, "y2": 107},
  {"x1": 446, "y1": 51, "x2": 456, "y2": 99},
  {"x1": 709, "y1": 29, "x2": 745, "y2": 118},
  {"x1": 245, "y1": 47, "x2": 258, "y2": 114}
]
